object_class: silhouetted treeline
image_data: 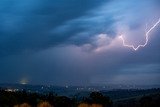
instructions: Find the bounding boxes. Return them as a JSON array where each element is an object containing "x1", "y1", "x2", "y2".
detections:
[
  {"x1": 0, "y1": 89, "x2": 160, "y2": 107},
  {"x1": 0, "y1": 89, "x2": 112, "y2": 107}
]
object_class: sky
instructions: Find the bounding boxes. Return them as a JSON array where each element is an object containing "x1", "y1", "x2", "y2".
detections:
[{"x1": 0, "y1": 0, "x2": 160, "y2": 86}]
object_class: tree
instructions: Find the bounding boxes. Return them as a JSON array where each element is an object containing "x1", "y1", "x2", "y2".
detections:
[
  {"x1": 37, "y1": 101, "x2": 53, "y2": 107},
  {"x1": 89, "y1": 92, "x2": 112, "y2": 107},
  {"x1": 54, "y1": 96, "x2": 72, "y2": 107}
]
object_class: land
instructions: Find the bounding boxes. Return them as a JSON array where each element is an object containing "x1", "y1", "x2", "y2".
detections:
[{"x1": 0, "y1": 84, "x2": 160, "y2": 107}]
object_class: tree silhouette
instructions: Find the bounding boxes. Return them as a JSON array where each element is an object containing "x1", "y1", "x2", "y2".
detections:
[
  {"x1": 54, "y1": 96, "x2": 72, "y2": 107},
  {"x1": 82, "y1": 92, "x2": 112, "y2": 107},
  {"x1": 37, "y1": 101, "x2": 53, "y2": 107}
]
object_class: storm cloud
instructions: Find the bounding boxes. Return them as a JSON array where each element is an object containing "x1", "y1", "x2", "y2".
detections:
[{"x1": 0, "y1": 0, "x2": 160, "y2": 86}]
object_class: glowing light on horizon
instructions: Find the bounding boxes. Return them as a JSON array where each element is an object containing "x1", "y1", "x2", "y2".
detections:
[
  {"x1": 119, "y1": 18, "x2": 160, "y2": 51},
  {"x1": 20, "y1": 78, "x2": 28, "y2": 85}
]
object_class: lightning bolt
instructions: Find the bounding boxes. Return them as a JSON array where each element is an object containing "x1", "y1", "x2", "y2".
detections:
[{"x1": 119, "y1": 18, "x2": 160, "y2": 51}]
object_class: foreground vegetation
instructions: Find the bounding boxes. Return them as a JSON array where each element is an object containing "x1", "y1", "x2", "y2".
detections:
[{"x1": 0, "y1": 89, "x2": 160, "y2": 107}]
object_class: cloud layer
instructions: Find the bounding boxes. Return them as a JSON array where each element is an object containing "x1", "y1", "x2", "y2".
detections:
[{"x1": 0, "y1": 0, "x2": 160, "y2": 85}]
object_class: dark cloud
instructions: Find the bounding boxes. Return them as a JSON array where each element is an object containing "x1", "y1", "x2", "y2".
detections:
[{"x1": 0, "y1": 0, "x2": 109, "y2": 57}]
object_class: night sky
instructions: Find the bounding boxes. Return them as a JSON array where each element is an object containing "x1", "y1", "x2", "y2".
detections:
[{"x1": 0, "y1": 0, "x2": 160, "y2": 86}]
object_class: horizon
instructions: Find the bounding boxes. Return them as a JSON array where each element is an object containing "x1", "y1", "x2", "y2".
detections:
[{"x1": 1, "y1": 82, "x2": 160, "y2": 88}]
